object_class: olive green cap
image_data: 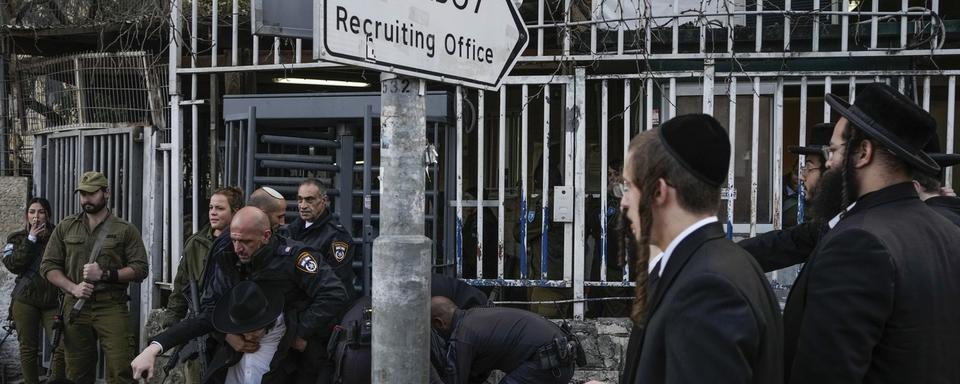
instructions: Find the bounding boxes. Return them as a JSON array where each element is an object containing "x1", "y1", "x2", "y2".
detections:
[{"x1": 75, "y1": 171, "x2": 109, "y2": 193}]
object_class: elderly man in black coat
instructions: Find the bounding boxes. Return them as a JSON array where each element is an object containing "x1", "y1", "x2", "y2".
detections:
[
  {"x1": 596, "y1": 114, "x2": 783, "y2": 384},
  {"x1": 781, "y1": 83, "x2": 960, "y2": 383}
]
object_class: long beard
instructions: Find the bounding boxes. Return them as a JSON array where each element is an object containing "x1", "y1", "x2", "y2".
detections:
[{"x1": 810, "y1": 164, "x2": 859, "y2": 223}]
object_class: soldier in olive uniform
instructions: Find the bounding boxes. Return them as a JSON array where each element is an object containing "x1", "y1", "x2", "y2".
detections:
[
  {"x1": 2, "y1": 197, "x2": 65, "y2": 383},
  {"x1": 40, "y1": 171, "x2": 149, "y2": 384}
]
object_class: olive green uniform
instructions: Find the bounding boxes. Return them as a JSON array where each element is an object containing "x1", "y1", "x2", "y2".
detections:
[
  {"x1": 2, "y1": 227, "x2": 66, "y2": 384},
  {"x1": 162, "y1": 224, "x2": 214, "y2": 384},
  {"x1": 39, "y1": 212, "x2": 148, "y2": 384}
]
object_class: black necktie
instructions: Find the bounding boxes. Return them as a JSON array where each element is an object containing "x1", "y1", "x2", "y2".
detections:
[{"x1": 646, "y1": 259, "x2": 662, "y2": 297}]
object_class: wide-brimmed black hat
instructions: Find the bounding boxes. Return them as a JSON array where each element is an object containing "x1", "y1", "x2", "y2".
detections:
[
  {"x1": 923, "y1": 137, "x2": 960, "y2": 176},
  {"x1": 658, "y1": 114, "x2": 731, "y2": 187},
  {"x1": 788, "y1": 123, "x2": 835, "y2": 157},
  {"x1": 825, "y1": 83, "x2": 940, "y2": 176},
  {"x1": 213, "y1": 281, "x2": 284, "y2": 334}
]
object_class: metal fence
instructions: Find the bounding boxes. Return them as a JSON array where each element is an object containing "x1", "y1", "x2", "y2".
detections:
[{"x1": 166, "y1": 0, "x2": 960, "y2": 319}]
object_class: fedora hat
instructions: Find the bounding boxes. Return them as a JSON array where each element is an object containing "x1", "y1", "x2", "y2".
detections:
[
  {"x1": 213, "y1": 281, "x2": 284, "y2": 334},
  {"x1": 825, "y1": 83, "x2": 940, "y2": 176},
  {"x1": 789, "y1": 123, "x2": 835, "y2": 157}
]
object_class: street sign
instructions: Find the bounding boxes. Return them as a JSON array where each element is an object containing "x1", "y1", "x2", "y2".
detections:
[{"x1": 313, "y1": 0, "x2": 528, "y2": 90}]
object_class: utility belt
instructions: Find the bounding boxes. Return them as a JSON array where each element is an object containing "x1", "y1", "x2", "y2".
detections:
[
  {"x1": 534, "y1": 334, "x2": 587, "y2": 371},
  {"x1": 67, "y1": 290, "x2": 128, "y2": 303}
]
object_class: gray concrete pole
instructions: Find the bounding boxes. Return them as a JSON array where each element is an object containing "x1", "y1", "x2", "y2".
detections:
[{"x1": 372, "y1": 73, "x2": 433, "y2": 383}]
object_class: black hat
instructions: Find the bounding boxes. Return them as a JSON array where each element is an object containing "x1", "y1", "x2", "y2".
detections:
[
  {"x1": 923, "y1": 137, "x2": 960, "y2": 175},
  {"x1": 658, "y1": 114, "x2": 731, "y2": 187},
  {"x1": 825, "y1": 83, "x2": 940, "y2": 176},
  {"x1": 788, "y1": 123, "x2": 835, "y2": 157},
  {"x1": 213, "y1": 281, "x2": 284, "y2": 334}
]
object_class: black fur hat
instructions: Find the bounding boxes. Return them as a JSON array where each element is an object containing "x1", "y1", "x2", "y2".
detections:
[
  {"x1": 658, "y1": 114, "x2": 731, "y2": 187},
  {"x1": 825, "y1": 83, "x2": 940, "y2": 176}
]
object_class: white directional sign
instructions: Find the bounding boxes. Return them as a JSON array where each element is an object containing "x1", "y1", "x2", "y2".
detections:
[{"x1": 313, "y1": 0, "x2": 528, "y2": 90}]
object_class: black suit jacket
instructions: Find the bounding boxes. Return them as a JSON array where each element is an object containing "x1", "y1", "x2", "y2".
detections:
[
  {"x1": 926, "y1": 195, "x2": 960, "y2": 227},
  {"x1": 783, "y1": 183, "x2": 960, "y2": 384},
  {"x1": 620, "y1": 222, "x2": 783, "y2": 384}
]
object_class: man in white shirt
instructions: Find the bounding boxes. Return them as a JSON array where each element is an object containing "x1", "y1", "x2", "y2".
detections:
[{"x1": 132, "y1": 281, "x2": 290, "y2": 384}]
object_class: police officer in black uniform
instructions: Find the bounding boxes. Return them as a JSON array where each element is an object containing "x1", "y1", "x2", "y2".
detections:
[
  {"x1": 132, "y1": 207, "x2": 349, "y2": 383},
  {"x1": 287, "y1": 178, "x2": 356, "y2": 296},
  {"x1": 430, "y1": 297, "x2": 581, "y2": 384}
]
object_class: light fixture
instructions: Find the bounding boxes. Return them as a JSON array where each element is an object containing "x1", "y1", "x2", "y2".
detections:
[{"x1": 272, "y1": 77, "x2": 371, "y2": 88}]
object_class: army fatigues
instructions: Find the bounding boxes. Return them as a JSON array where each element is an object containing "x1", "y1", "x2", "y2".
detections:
[
  {"x1": 2, "y1": 226, "x2": 66, "y2": 384},
  {"x1": 166, "y1": 224, "x2": 215, "y2": 325},
  {"x1": 287, "y1": 212, "x2": 356, "y2": 298},
  {"x1": 439, "y1": 307, "x2": 576, "y2": 384},
  {"x1": 39, "y1": 212, "x2": 148, "y2": 384},
  {"x1": 153, "y1": 235, "x2": 349, "y2": 384}
]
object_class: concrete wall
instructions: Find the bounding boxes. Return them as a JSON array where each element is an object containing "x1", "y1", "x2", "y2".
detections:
[{"x1": 0, "y1": 176, "x2": 29, "y2": 381}]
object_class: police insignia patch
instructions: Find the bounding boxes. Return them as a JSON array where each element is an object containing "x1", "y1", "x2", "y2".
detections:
[
  {"x1": 296, "y1": 251, "x2": 319, "y2": 274},
  {"x1": 332, "y1": 241, "x2": 349, "y2": 263}
]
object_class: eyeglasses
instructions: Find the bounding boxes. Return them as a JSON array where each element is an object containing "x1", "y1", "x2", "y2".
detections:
[{"x1": 799, "y1": 165, "x2": 824, "y2": 175}]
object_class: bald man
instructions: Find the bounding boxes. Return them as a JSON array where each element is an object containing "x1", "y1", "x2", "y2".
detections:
[{"x1": 135, "y1": 207, "x2": 349, "y2": 383}]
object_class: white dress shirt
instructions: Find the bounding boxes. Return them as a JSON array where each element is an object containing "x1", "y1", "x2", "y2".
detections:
[
  {"x1": 648, "y1": 216, "x2": 719, "y2": 275},
  {"x1": 225, "y1": 314, "x2": 286, "y2": 384}
]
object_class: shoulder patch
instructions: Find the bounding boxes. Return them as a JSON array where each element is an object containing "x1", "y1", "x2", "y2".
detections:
[
  {"x1": 296, "y1": 251, "x2": 319, "y2": 274},
  {"x1": 332, "y1": 241, "x2": 349, "y2": 263},
  {"x1": 3, "y1": 243, "x2": 13, "y2": 257}
]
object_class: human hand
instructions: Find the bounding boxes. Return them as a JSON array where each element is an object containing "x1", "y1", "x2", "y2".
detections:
[
  {"x1": 941, "y1": 187, "x2": 957, "y2": 197},
  {"x1": 226, "y1": 333, "x2": 260, "y2": 353},
  {"x1": 292, "y1": 337, "x2": 308, "y2": 352},
  {"x1": 70, "y1": 281, "x2": 94, "y2": 300},
  {"x1": 130, "y1": 343, "x2": 162, "y2": 380},
  {"x1": 83, "y1": 262, "x2": 104, "y2": 282},
  {"x1": 28, "y1": 219, "x2": 46, "y2": 239}
]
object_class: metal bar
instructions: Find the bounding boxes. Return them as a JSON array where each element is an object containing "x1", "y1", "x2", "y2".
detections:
[
  {"x1": 948, "y1": 76, "x2": 956, "y2": 185},
  {"x1": 232, "y1": 0, "x2": 239, "y2": 66},
  {"x1": 750, "y1": 77, "x2": 760, "y2": 238},
  {"x1": 456, "y1": 86, "x2": 463, "y2": 278},
  {"x1": 923, "y1": 76, "x2": 931, "y2": 112},
  {"x1": 191, "y1": 77, "x2": 199, "y2": 233},
  {"x1": 573, "y1": 67, "x2": 587, "y2": 320},
  {"x1": 799, "y1": 76, "x2": 808, "y2": 224},
  {"x1": 540, "y1": 86, "x2": 549, "y2": 280},
  {"x1": 622, "y1": 79, "x2": 631, "y2": 282},
  {"x1": 260, "y1": 135, "x2": 339, "y2": 148},
  {"x1": 932, "y1": 0, "x2": 940, "y2": 48},
  {"x1": 516, "y1": 49, "x2": 960, "y2": 63},
  {"x1": 645, "y1": 78, "x2": 653, "y2": 131},
  {"x1": 727, "y1": 77, "x2": 737, "y2": 231},
  {"x1": 363, "y1": 105, "x2": 373, "y2": 296},
  {"x1": 163, "y1": 149, "x2": 171, "y2": 284},
  {"x1": 773, "y1": 78, "x2": 784, "y2": 230},
  {"x1": 537, "y1": 0, "x2": 544, "y2": 56},
  {"x1": 784, "y1": 0, "x2": 792, "y2": 51},
  {"x1": 899, "y1": 76, "x2": 906, "y2": 94},
  {"x1": 900, "y1": 0, "x2": 908, "y2": 49},
  {"x1": 498, "y1": 87, "x2": 506, "y2": 280},
  {"x1": 253, "y1": 35, "x2": 259, "y2": 66},
  {"x1": 824, "y1": 76, "x2": 832, "y2": 122},
  {"x1": 478, "y1": 90, "x2": 486, "y2": 279},
  {"x1": 841, "y1": 0, "x2": 849, "y2": 52},
  {"x1": 755, "y1": 0, "x2": 762, "y2": 53},
  {"x1": 600, "y1": 80, "x2": 608, "y2": 282},
  {"x1": 668, "y1": 78, "x2": 676, "y2": 119},
  {"x1": 274, "y1": 38, "x2": 280, "y2": 65},
  {"x1": 296, "y1": 39, "x2": 303, "y2": 63},
  {"x1": 703, "y1": 59, "x2": 715, "y2": 115},
  {"x1": 673, "y1": 0, "x2": 680, "y2": 54},
  {"x1": 849, "y1": 76, "x2": 857, "y2": 104},
  {"x1": 211, "y1": 0, "x2": 218, "y2": 67},
  {"x1": 870, "y1": 0, "x2": 878, "y2": 49},
  {"x1": 246, "y1": 106, "x2": 256, "y2": 198},
  {"x1": 520, "y1": 85, "x2": 529, "y2": 279},
  {"x1": 254, "y1": 153, "x2": 334, "y2": 163},
  {"x1": 590, "y1": 12, "x2": 596, "y2": 55},
  {"x1": 562, "y1": 0, "x2": 570, "y2": 56},
  {"x1": 259, "y1": 160, "x2": 340, "y2": 172}
]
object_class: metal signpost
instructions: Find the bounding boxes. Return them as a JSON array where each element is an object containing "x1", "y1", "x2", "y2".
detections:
[{"x1": 314, "y1": 0, "x2": 527, "y2": 382}]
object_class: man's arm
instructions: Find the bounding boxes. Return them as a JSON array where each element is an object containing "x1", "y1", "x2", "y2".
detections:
[
  {"x1": 788, "y1": 229, "x2": 893, "y2": 384},
  {"x1": 40, "y1": 225, "x2": 92, "y2": 299},
  {"x1": 738, "y1": 221, "x2": 824, "y2": 272},
  {"x1": 293, "y1": 250, "x2": 349, "y2": 341},
  {"x1": 120, "y1": 225, "x2": 149, "y2": 282},
  {"x1": 664, "y1": 274, "x2": 769, "y2": 384}
]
